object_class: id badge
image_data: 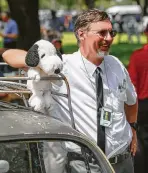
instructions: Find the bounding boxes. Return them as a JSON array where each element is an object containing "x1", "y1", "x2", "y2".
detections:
[{"x1": 100, "y1": 107, "x2": 113, "y2": 128}]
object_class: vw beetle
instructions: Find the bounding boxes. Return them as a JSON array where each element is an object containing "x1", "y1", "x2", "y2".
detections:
[{"x1": 0, "y1": 70, "x2": 115, "y2": 173}]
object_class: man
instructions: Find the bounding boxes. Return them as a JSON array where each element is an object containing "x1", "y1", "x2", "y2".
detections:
[
  {"x1": 52, "y1": 38, "x2": 64, "y2": 54},
  {"x1": 0, "y1": 11, "x2": 18, "y2": 48},
  {"x1": 0, "y1": 11, "x2": 18, "y2": 73},
  {"x1": 128, "y1": 43, "x2": 148, "y2": 173},
  {"x1": 2, "y1": 9, "x2": 137, "y2": 173}
]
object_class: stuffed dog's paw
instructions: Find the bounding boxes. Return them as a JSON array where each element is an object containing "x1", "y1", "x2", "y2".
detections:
[
  {"x1": 29, "y1": 94, "x2": 45, "y2": 113},
  {"x1": 27, "y1": 68, "x2": 41, "y2": 82},
  {"x1": 44, "y1": 91, "x2": 53, "y2": 109}
]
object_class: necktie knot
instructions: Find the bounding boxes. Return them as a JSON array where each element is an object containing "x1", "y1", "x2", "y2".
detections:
[{"x1": 95, "y1": 67, "x2": 102, "y2": 75}]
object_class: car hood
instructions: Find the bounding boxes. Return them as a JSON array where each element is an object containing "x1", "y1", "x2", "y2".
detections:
[{"x1": 0, "y1": 109, "x2": 80, "y2": 138}]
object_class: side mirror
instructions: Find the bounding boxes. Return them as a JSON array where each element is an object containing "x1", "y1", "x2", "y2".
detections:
[{"x1": 0, "y1": 160, "x2": 9, "y2": 173}]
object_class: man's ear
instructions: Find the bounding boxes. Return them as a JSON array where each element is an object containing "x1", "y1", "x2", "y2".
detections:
[
  {"x1": 77, "y1": 29, "x2": 85, "y2": 41},
  {"x1": 25, "y1": 44, "x2": 40, "y2": 67}
]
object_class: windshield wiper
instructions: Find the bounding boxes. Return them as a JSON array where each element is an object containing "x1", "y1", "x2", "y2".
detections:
[{"x1": 0, "y1": 101, "x2": 33, "y2": 111}]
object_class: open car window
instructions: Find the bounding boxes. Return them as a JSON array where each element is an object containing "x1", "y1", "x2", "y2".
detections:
[{"x1": 0, "y1": 140, "x2": 112, "y2": 173}]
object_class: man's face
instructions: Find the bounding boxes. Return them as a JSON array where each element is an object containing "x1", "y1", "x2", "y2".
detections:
[
  {"x1": 53, "y1": 41, "x2": 62, "y2": 50},
  {"x1": 78, "y1": 20, "x2": 115, "y2": 58},
  {"x1": 1, "y1": 13, "x2": 8, "y2": 22}
]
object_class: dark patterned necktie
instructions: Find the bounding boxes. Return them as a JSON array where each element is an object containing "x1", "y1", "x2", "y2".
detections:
[{"x1": 95, "y1": 67, "x2": 105, "y2": 153}]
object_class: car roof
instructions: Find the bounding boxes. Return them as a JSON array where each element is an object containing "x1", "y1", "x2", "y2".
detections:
[
  {"x1": 0, "y1": 107, "x2": 82, "y2": 140},
  {"x1": 0, "y1": 106, "x2": 115, "y2": 173},
  {"x1": 106, "y1": 5, "x2": 142, "y2": 15}
]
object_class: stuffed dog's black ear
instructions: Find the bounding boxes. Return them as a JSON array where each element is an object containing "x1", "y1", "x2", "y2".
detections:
[{"x1": 25, "y1": 44, "x2": 39, "y2": 67}]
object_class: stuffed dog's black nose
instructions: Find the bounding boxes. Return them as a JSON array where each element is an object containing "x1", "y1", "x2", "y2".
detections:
[{"x1": 55, "y1": 68, "x2": 60, "y2": 74}]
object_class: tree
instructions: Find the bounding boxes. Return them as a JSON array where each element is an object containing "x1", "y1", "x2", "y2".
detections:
[
  {"x1": 143, "y1": 0, "x2": 148, "y2": 15},
  {"x1": 84, "y1": 0, "x2": 96, "y2": 9},
  {"x1": 134, "y1": 0, "x2": 148, "y2": 15},
  {"x1": 6, "y1": 0, "x2": 41, "y2": 50}
]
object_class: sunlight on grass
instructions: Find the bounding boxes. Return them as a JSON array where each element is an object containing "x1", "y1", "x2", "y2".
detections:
[
  {"x1": 113, "y1": 33, "x2": 147, "y2": 44},
  {"x1": 62, "y1": 32, "x2": 147, "y2": 45},
  {"x1": 0, "y1": 37, "x2": 3, "y2": 48},
  {"x1": 62, "y1": 32, "x2": 77, "y2": 45}
]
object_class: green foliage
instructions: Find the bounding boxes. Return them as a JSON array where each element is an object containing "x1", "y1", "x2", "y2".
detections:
[
  {"x1": 39, "y1": 0, "x2": 78, "y2": 10},
  {"x1": 39, "y1": 0, "x2": 51, "y2": 9},
  {"x1": 63, "y1": 42, "x2": 143, "y2": 67},
  {"x1": 39, "y1": 0, "x2": 137, "y2": 11},
  {"x1": 0, "y1": 0, "x2": 8, "y2": 11},
  {"x1": 110, "y1": 43, "x2": 143, "y2": 67}
]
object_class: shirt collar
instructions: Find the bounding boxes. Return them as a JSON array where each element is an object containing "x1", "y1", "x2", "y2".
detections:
[{"x1": 78, "y1": 50, "x2": 105, "y2": 76}]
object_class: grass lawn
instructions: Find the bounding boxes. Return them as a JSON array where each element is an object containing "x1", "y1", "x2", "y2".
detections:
[{"x1": 62, "y1": 32, "x2": 147, "y2": 67}]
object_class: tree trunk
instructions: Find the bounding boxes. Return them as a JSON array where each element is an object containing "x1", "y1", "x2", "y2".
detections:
[
  {"x1": 143, "y1": 0, "x2": 148, "y2": 15},
  {"x1": 84, "y1": 0, "x2": 95, "y2": 9},
  {"x1": 7, "y1": 0, "x2": 41, "y2": 50},
  {"x1": 134, "y1": 0, "x2": 148, "y2": 15},
  {"x1": 134, "y1": 0, "x2": 140, "y2": 5}
]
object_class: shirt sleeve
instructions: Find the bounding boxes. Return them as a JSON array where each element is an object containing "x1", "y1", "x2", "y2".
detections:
[
  {"x1": 11, "y1": 22, "x2": 18, "y2": 34},
  {"x1": 127, "y1": 53, "x2": 137, "y2": 91},
  {"x1": 124, "y1": 67, "x2": 137, "y2": 105}
]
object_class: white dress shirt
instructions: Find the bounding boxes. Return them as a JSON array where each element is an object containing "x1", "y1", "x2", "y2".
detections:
[{"x1": 51, "y1": 50, "x2": 137, "y2": 158}]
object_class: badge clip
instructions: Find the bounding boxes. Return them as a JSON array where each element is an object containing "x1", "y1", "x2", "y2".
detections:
[{"x1": 100, "y1": 107, "x2": 113, "y2": 128}]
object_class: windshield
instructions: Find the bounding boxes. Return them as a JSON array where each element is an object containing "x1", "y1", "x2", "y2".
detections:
[{"x1": 0, "y1": 140, "x2": 107, "y2": 173}]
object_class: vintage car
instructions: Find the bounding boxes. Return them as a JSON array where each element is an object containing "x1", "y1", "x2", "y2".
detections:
[{"x1": 0, "y1": 71, "x2": 115, "y2": 173}]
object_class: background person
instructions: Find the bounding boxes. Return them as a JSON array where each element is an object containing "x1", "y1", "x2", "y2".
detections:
[
  {"x1": 128, "y1": 42, "x2": 148, "y2": 173},
  {"x1": 126, "y1": 16, "x2": 141, "y2": 44},
  {"x1": 0, "y1": 11, "x2": 18, "y2": 73},
  {"x1": 51, "y1": 38, "x2": 64, "y2": 54},
  {"x1": 2, "y1": 9, "x2": 138, "y2": 173},
  {"x1": 0, "y1": 11, "x2": 18, "y2": 49}
]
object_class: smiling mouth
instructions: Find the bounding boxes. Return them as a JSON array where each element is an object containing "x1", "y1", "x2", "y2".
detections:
[
  {"x1": 100, "y1": 45, "x2": 110, "y2": 51},
  {"x1": 101, "y1": 45, "x2": 110, "y2": 47}
]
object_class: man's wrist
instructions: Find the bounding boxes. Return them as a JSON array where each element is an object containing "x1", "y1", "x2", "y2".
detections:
[{"x1": 129, "y1": 122, "x2": 138, "y2": 131}]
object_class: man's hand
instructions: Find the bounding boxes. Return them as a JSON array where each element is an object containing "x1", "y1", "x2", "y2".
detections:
[{"x1": 130, "y1": 128, "x2": 137, "y2": 156}]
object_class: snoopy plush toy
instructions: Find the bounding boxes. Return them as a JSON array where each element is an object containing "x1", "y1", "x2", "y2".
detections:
[{"x1": 25, "y1": 39, "x2": 63, "y2": 114}]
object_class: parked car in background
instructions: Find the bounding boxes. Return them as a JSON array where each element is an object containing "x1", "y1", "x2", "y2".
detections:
[
  {"x1": 106, "y1": 5, "x2": 142, "y2": 16},
  {"x1": 106, "y1": 5, "x2": 144, "y2": 34}
]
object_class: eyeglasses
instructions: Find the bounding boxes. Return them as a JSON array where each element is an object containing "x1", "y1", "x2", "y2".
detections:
[{"x1": 89, "y1": 29, "x2": 117, "y2": 38}]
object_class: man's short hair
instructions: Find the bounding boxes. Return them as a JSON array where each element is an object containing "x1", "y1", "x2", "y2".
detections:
[
  {"x1": 74, "y1": 9, "x2": 110, "y2": 43},
  {"x1": 74, "y1": 9, "x2": 110, "y2": 33},
  {"x1": 3, "y1": 11, "x2": 11, "y2": 18}
]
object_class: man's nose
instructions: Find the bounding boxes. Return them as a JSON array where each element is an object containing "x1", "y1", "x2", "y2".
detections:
[{"x1": 104, "y1": 31, "x2": 113, "y2": 41}]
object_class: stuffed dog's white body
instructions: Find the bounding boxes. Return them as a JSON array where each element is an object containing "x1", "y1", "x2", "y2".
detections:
[
  {"x1": 27, "y1": 68, "x2": 53, "y2": 113},
  {"x1": 26, "y1": 40, "x2": 63, "y2": 113}
]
